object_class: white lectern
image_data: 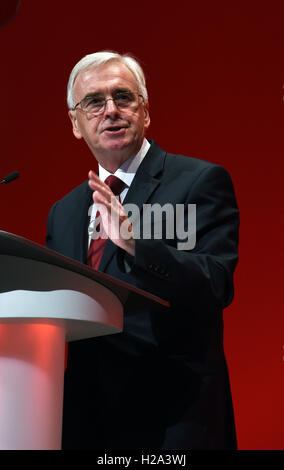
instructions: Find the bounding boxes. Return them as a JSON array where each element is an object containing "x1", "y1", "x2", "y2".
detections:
[{"x1": 0, "y1": 231, "x2": 168, "y2": 450}]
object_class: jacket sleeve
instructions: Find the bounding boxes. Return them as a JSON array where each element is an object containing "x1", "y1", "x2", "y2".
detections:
[{"x1": 123, "y1": 164, "x2": 239, "y2": 310}]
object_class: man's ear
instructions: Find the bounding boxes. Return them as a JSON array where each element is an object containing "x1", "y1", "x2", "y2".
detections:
[
  {"x1": 144, "y1": 101, "x2": 151, "y2": 130},
  {"x1": 68, "y1": 110, "x2": 82, "y2": 139}
]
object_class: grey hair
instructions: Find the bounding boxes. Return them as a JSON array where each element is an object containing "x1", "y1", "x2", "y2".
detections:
[{"x1": 67, "y1": 51, "x2": 148, "y2": 109}]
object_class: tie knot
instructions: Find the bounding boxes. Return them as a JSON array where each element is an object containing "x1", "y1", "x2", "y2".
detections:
[{"x1": 105, "y1": 175, "x2": 126, "y2": 196}]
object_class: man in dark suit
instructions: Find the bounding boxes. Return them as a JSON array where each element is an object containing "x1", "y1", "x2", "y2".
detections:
[{"x1": 46, "y1": 51, "x2": 239, "y2": 449}]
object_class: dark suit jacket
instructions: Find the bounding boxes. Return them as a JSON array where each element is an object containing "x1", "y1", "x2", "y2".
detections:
[{"x1": 46, "y1": 140, "x2": 239, "y2": 450}]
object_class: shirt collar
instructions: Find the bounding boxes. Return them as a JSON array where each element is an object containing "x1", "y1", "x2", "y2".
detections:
[{"x1": 98, "y1": 138, "x2": 150, "y2": 188}]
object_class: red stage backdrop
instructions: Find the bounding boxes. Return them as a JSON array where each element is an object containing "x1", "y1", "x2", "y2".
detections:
[{"x1": 0, "y1": 0, "x2": 283, "y2": 450}]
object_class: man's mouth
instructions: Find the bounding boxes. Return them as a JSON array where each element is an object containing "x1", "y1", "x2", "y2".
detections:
[{"x1": 103, "y1": 125, "x2": 127, "y2": 133}]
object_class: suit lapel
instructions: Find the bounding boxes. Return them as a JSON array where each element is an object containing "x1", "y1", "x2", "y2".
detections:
[{"x1": 99, "y1": 141, "x2": 166, "y2": 272}]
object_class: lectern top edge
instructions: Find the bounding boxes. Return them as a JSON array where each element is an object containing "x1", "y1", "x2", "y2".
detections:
[{"x1": 0, "y1": 231, "x2": 170, "y2": 308}]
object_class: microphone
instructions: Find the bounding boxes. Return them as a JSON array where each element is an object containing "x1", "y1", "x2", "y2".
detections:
[{"x1": 0, "y1": 171, "x2": 20, "y2": 185}]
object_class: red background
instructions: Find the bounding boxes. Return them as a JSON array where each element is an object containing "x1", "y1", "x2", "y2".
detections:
[{"x1": 0, "y1": 0, "x2": 283, "y2": 450}]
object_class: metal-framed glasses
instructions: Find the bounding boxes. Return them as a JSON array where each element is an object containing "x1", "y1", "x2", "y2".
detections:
[{"x1": 72, "y1": 90, "x2": 144, "y2": 118}]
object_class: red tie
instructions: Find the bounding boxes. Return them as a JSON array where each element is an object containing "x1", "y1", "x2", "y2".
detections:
[{"x1": 87, "y1": 175, "x2": 126, "y2": 270}]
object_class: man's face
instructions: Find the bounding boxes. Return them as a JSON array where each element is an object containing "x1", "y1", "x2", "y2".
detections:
[{"x1": 69, "y1": 61, "x2": 150, "y2": 171}]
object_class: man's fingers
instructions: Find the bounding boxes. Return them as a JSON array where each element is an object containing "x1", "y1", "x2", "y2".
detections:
[
  {"x1": 93, "y1": 191, "x2": 111, "y2": 209},
  {"x1": 88, "y1": 170, "x2": 96, "y2": 179},
  {"x1": 88, "y1": 172, "x2": 120, "y2": 205},
  {"x1": 89, "y1": 180, "x2": 113, "y2": 202},
  {"x1": 88, "y1": 171, "x2": 132, "y2": 245}
]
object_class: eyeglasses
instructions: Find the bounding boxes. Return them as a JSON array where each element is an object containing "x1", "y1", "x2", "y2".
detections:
[{"x1": 72, "y1": 90, "x2": 144, "y2": 118}]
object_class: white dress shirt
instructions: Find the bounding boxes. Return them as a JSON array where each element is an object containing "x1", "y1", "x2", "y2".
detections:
[{"x1": 88, "y1": 138, "x2": 150, "y2": 247}]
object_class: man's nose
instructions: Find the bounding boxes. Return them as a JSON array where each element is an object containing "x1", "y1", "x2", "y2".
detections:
[{"x1": 104, "y1": 98, "x2": 119, "y2": 117}]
